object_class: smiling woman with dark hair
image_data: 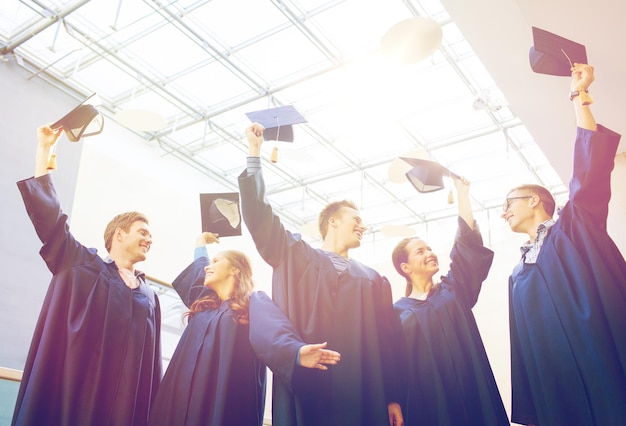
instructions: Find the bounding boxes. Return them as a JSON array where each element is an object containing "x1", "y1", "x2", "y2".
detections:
[{"x1": 392, "y1": 176, "x2": 509, "y2": 426}]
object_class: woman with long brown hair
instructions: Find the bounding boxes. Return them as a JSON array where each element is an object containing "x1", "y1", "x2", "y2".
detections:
[{"x1": 149, "y1": 232, "x2": 266, "y2": 426}]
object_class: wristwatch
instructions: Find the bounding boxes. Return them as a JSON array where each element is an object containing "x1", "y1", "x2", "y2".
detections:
[{"x1": 569, "y1": 89, "x2": 588, "y2": 101}]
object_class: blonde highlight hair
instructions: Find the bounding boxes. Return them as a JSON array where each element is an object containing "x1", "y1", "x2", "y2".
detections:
[
  {"x1": 103, "y1": 212, "x2": 149, "y2": 253},
  {"x1": 318, "y1": 200, "x2": 358, "y2": 239}
]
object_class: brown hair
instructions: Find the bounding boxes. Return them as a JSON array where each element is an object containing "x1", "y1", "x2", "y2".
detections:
[
  {"x1": 318, "y1": 200, "x2": 358, "y2": 239},
  {"x1": 392, "y1": 237, "x2": 423, "y2": 297},
  {"x1": 185, "y1": 250, "x2": 254, "y2": 324},
  {"x1": 103, "y1": 212, "x2": 149, "y2": 253},
  {"x1": 508, "y1": 184, "x2": 556, "y2": 217}
]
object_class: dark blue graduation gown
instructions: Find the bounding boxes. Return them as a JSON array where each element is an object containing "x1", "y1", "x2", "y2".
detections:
[
  {"x1": 393, "y1": 218, "x2": 508, "y2": 426},
  {"x1": 509, "y1": 125, "x2": 626, "y2": 425},
  {"x1": 239, "y1": 168, "x2": 404, "y2": 426},
  {"x1": 14, "y1": 174, "x2": 162, "y2": 426},
  {"x1": 148, "y1": 257, "x2": 266, "y2": 426}
]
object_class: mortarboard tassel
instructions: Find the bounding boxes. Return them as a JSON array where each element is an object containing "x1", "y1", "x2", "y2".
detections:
[
  {"x1": 46, "y1": 153, "x2": 57, "y2": 171},
  {"x1": 271, "y1": 123, "x2": 280, "y2": 163},
  {"x1": 447, "y1": 187, "x2": 454, "y2": 204},
  {"x1": 46, "y1": 140, "x2": 59, "y2": 171},
  {"x1": 579, "y1": 90, "x2": 593, "y2": 106}
]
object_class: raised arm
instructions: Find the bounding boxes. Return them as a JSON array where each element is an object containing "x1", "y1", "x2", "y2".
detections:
[
  {"x1": 453, "y1": 176, "x2": 474, "y2": 229},
  {"x1": 16, "y1": 124, "x2": 96, "y2": 274},
  {"x1": 570, "y1": 63, "x2": 596, "y2": 131},
  {"x1": 566, "y1": 64, "x2": 622, "y2": 226},
  {"x1": 238, "y1": 123, "x2": 300, "y2": 267},
  {"x1": 173, "y1": 233, "x2": 219, "y2": 306},
  {"x1": 445, "y1": 179, "x2": 494, "y2": 308}
]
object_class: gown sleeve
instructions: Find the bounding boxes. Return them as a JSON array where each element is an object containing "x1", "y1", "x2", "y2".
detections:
[
  {"x1": 442, "y1": 217, "x2": 494, "y2": 309},
  {"x1": 249, "y1": 291, "x2": 304, "y2": 390},
  {"x1": 566, "y1": 125, "x2": 621, "y2": 229},
  {"x1": 238, "y1": 168, "x2": 300, "y2": 268},
  {"x1": 172, "y1": 257, "x2": 210, "y2": 308},
  {"x1": 17, "y1": 174, "x2": 97, "y2": 275}
]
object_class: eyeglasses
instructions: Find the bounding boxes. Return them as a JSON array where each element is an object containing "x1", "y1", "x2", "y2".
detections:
[{"x1": 502, "y1": 196, "x2": 533, "y2": 212}]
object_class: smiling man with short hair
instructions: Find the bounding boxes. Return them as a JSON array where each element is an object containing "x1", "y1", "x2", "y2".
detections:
[{"x1": 13, "y1": 124, "x2": 162, "y2": 426}]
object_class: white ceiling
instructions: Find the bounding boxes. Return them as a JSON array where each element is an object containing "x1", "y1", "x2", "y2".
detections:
[
  {"x1": 4, "y1": 0, "x2": 613, "y2": 244},
  {"x1": 442, "y1": 0, "x2": 625, "y2": 182}
]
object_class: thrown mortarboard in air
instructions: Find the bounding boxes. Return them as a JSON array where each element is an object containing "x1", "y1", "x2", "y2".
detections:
[
  {"x1": 400, "y1": 157, "x2": 461, "y2": 193},
  {"x1": 51, "y1": 93, "x2": 104, "y2": 142},
  {"x1": 200, "y1": 192, "x2": 242, "y2": 237},
  {"x1": 529, "y1": 26, "x2": 587, "y2": 76},
  {"x1": 244, "y1": 105, "x2": 308, "y2": 142}
]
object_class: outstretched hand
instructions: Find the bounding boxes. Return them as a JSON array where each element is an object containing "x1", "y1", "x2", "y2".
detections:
[
  {"x1": 388, "y1": 402, "x2": 404, "y2": 426},
  {"x1": 298, "y1": 342, "x2": 341, "y2": 371}
]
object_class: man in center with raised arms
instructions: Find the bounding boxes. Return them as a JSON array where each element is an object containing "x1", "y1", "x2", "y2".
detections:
[{"x1": 239, "y1": 120, "x2": 404, "y2": 426}]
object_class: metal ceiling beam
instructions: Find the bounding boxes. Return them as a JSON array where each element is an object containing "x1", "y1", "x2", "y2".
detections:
[
  {"x1": 1, "y1": 0, "x2": 91, "y2": 55},
  {"x1": 147, "y1": 0, "x2": 266, "y2": 92},
  {"x1": 271, "y1": 0, "x2": 341, "y2": 62}
]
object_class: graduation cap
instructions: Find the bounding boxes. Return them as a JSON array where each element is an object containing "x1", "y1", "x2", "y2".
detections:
[
  {"x1": 529, "y1": 26, "x2": 587, "y2": 76},
  {"x1": 245, "y1": 105, "x2": 308, "y2": 163},
  {"x1": 200, "y1": 192, "x2": 242, "y2": 237},
  {"x1": 400, "y1": 157, "x2": 461, "y2": 193},
  {"x1": 245, "y1": 105, "x2": 307, "y2": 143},
  {"x1": 51, "y1": 93, "x2": 104, "y2": 142}
]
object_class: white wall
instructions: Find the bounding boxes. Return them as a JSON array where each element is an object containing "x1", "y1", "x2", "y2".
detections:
[{"x1": 0, "y1": 61, "x2": 85, "y2": 370}]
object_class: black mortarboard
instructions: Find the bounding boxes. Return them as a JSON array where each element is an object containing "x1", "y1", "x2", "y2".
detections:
[
  {"x1": 245, "y1": 105, "x2": 308, "y2": 142},
  {"x1": 529, "y1": 27, "x2": 587, "y2": 76},
  {"x1": 200, "y1": 192, "x2": 242, "y2": 237},
  {"x1": 51, "y1": 93, "x2": 104, "y2": 142},
  {"x1": 400, "y1": 157, "x2": 460, "y2": 193}
]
